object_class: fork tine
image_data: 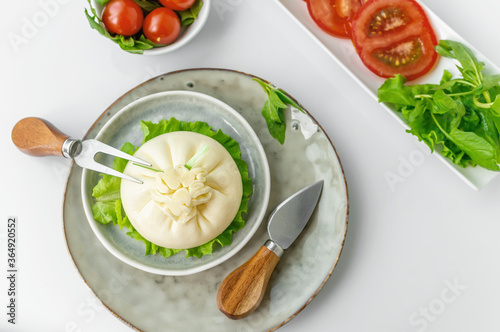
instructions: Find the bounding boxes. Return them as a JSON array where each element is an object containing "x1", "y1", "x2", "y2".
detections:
[
  {"x1": 86, "y1": 139, "x2": 151, "y2": 166},
  {"x1": 75, "y1": 156, "x2": 143, "y2": 184},
  {"x1": 74, "y1": 139, "x2": 148, "y2": 183}
]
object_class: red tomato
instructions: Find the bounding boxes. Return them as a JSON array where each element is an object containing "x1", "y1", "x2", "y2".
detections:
[
  {"x1": 159, "y1": 0, "x2": 196, "y2": 11},
  {"x1": 143, "y1": 8, "x2": 181, "y2": 45},
  {"x1": 102, "y1": 0, "x2": 144, "y2": 36},
  {"x1": 351, "y1": 0, "x2": 438, "y2": 81},
  {"x1": 307, "y1": 0, "x2": 364, "y2": 38}
]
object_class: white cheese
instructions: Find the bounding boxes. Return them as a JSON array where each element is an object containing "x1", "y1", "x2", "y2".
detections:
[{"x1": 120, "y1": 131, "x2": 243, "y2": 249}]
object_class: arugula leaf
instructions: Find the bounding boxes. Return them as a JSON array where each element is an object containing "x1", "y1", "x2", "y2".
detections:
[
  {"x1": 432, "y1": 89, "x2": 457, "y2": 114},
  {"x1": 91, "y1": 118, "x2": 253, "y2": 259},
  {"x1": 253, "y1": 77, "x2": 306, "y2": 144},
  {"x1": 447, "y1": 127, "x2": 498, "y2": 170},
  {"x1": 378, "y1": 40, "x2": 500, "y2": 172}
]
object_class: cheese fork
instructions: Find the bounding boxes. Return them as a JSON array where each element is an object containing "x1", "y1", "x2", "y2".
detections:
[{"x1": 11, "y1": 117, "x2": 150, "y2": 184}]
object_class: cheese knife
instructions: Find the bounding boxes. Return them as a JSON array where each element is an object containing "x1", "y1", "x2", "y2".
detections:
[{"x1": 217, "y1": 180, "x2": 324, "y2": 319}]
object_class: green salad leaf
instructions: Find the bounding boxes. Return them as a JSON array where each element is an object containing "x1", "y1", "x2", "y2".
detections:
[
  {"x1": 179, "y1": 0, "x2": 203, "y2": 26},
  {"x1": 132, "y1": 0, "x2": 162, "y2": 12},
  {"x1": 253, "y1": 78, "x2": 306, "y2": 144},
  {"x1": 378, "y1": 40, "x2": 500, "y2": 171},
  {"x1": 91, "y1": 118, "x2": 253, "y2": 258}
]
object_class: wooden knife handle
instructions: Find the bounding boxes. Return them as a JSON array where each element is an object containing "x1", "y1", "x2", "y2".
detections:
[
  {"x1": 11, "y1": 117, "x2": 68, "y2": 157},
  {"x1": 217, "y1": 244, "x2": 280, "y2": 320}
]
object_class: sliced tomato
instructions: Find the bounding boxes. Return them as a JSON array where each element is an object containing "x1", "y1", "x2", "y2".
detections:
[
  {"x1": 351, "y1": 0, "x2": 438, "y2": 81},
  {"x1": 307, "y1": 0, "x2": 363, "y2": 38}
]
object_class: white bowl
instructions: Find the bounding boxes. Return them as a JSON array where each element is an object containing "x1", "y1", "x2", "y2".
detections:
[
  {"x1": 89, "y1": 0, "x2": 210, "y2": 55},
  {"x1": 81, "y1": 91, "x2": 271, "y2": 275}
]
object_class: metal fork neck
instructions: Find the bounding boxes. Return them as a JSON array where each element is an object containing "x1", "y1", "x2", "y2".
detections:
[{"x1": 62, "y1": 138, "x2": 82, "y2": 159}]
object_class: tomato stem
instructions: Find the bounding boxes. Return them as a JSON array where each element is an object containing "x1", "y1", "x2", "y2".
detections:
[
  {"x1": 454, "y1": 79, "x2": 476, "y2": 88},
  {"x1": 446, "y1": 91, "x2": 474, "y2": 97},
  {"x1": 484, "y1": 91, "x2": 492, "y2": 103},
  {"x1": 473, "y1": 95, "x2": 493, "y2": 109}
]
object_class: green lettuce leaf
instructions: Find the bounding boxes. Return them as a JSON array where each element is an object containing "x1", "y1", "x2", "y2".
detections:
[{"x1": 91, "y1": 118, "x2": 253, "y2": 259}]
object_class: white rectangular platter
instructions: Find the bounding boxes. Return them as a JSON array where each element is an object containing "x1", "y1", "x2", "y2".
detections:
[{"x1": 274, "y1": 0, "x2": 500, "y2": 190}]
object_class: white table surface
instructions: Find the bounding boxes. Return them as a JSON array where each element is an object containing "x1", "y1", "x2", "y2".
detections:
[{"x1": 2, "y1": 0, "x2": 500, "y2": 331}]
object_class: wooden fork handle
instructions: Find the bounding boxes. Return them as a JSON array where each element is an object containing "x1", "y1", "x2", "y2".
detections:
[
  {"x1": 217, "y1": 243, "x2": 281, "y2": 320},
  {"x1": 11, "y1": 117, "x2": 69, "y2": 157}
]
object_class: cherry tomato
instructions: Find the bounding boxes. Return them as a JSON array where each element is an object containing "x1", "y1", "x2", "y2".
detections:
[
  {"x1": 159, "y1": 0, "x2": 196, "y2": 11},
  {"x1": 143, "y1": 7, "x2": 181, "y2": 45},
  {"x1": 351, "y1": 0, "x2": 438, "y2": 81},
  {"x1": 102, "y1": 0, "x2": 144, "y2": 36},
  {"x1": 307, "y1": 0, "x2": 364, "y2": 38}
]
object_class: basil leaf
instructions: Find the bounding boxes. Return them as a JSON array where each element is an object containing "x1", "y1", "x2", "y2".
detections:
[
  {"x1": 275, "y1": 90, "x2": 306, "y2": 113},
  {"x1": 269, "y1": 90, "x2": 287, "y2": 110},
  {"x1": 254, "y1": 77, "x2": 308, "y2": 144},
  {"x1": 261, "y1": 99, "x2": 286, "y2": 144}
]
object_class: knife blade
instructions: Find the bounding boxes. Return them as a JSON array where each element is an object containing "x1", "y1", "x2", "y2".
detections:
[{"x1": 217, "y1": 180, "x2": 324, "y2": 320}]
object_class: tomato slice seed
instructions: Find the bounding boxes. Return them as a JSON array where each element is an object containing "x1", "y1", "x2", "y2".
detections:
[
  {"x1": 367, "y1": 7, "x2": 410, "y2": 36},
  {"x1": 373, "y1": 38, "x2": 422, "y2": 67}
]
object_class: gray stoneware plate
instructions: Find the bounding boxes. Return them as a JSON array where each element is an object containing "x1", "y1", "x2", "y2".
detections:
[
  {"x1": 80, "y1": 90, "x2": 271, "y2": 275},
  {"x1": 63, "y1": 68, "x2": 349, "y2": 331}
]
